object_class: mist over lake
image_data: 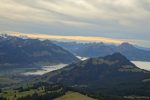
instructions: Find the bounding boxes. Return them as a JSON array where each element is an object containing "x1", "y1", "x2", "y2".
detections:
[{"x1": 23, "y1": 64, "x2": 68, "y2": 75}]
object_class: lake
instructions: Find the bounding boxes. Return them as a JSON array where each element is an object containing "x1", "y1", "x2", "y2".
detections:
[{"x1": 132, "y1": 61, "x2": 150, "y2": 71}]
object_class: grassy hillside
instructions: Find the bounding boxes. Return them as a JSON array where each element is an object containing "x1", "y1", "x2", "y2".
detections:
[
  {"x1": 0, "y1": 77, "x2": 20, "y2": 88},
  {"x1": 54, "y1": 91, "x2": 96, "y2": 100},
  {"x1": 0, "y1": 82, "x2": 66, "y2": 100},
  {"x1": 0, "y1": 82, "x2": 96, "y2": 100},
  {"x1": 0, "y1": 82, "x2": 149, "y2": 100}
]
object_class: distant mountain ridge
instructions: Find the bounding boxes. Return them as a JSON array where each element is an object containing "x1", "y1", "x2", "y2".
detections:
[
  {"x1": 0, "y1": 36, "x2": 79, "y2": 67},
  {"x1": 41, "y1": 53, "x2": 150, "y2": 96},
  {"x1": 56, "y1": 42, "x2": 150, "y2": 61}
]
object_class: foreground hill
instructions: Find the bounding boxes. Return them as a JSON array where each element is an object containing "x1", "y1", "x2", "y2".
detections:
[
  {"x1": 54, "y1": 91, "x2": 96, "y2": 100},
  {"x1": 0, "y1": 82, "x2": 101, "y2": 100},
  {"x1": 41, "y1": 53, "x2": 150, "y2": 96},
  {"x1": 0, "y1": 36, "x2": 79, "y2": 68},
  {"x1": 0, "y1": 83, "x2": 66, "y2": 100},
  {"x1": 1, "y1": 81, "x2": 149, "y2": 100},
  {"x1": 56, "y1": 42, "x2": 150, "y2": 61}
]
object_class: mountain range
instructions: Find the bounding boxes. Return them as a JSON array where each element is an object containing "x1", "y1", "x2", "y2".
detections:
[
  {"x1": 0, "y1": 35, "x2": 150, "y2": 98},
  {"x1": 41, "y1": 53, "x2": 150, "y2": 96},
  {"x1": 0, "y1": 36, "x2": 79, "y2": 68},
  {"x1": 56, "y1": 42, "x2": 150, "y2": 61}
]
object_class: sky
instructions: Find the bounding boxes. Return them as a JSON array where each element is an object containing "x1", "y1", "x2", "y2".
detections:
[{"x1": 0, "y1": 0, "x2": 150, "y2": 47}]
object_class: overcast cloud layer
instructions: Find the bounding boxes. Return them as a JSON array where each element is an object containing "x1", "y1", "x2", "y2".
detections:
[{"x1": 0, "y1": 0, "x2": 150, "y2": 43}]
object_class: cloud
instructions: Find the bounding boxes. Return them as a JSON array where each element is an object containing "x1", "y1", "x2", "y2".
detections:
[
  {"x1": 0, "y1": 0, "x2": 150, "y2": 41},
  {"x1": 4, "y1": 32, "x2": 123, "y2": 44},
  {"x1": 2, "y1": 31, "x2": 150, "y2": 48},
  {"x1": 1, "y1": 0, "x2": 149, "y2": 23},
  {"x1": 121, "y1": 39, "x2": 150, "y2": 48}
]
